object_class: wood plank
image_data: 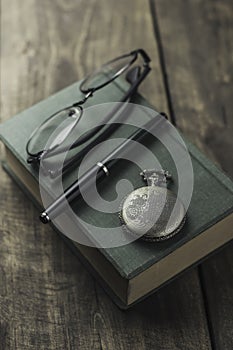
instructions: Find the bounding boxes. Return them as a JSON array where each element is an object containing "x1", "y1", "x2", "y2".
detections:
[
  {"x1": 152, "y1": 0, "x2": 233, "y2": 348},
  {"x1": 1, "y1": 0, "x2": 211, "y2": 349}
]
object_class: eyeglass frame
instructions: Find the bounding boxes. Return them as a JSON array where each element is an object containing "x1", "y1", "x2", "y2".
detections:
[{"x1": 26, "y1": 48, "x2": 151, "y2": 177}]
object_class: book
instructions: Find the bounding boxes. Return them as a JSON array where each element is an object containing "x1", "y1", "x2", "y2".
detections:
[{"x1": 1, "y1": 79, "x2": 233, "y2": 309}]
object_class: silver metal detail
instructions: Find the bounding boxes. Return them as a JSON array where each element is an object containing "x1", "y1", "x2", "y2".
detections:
[
  {"x1": 69, "y1": 107, "x2": 82, "y2": 116},
  {"x1": 40, "y1": 212, "x2": 50, "y2": 224},
  {"x1": 119, "y1": 169, "x2": 186, "y2": 242},
  {"x1": 97, "y1": 162, "x2": 109, "y2": 176}
]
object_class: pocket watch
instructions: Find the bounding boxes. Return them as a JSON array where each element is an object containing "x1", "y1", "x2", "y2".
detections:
[{"x1": 119, "y1": 170, "x2": 186, "y2": 242}]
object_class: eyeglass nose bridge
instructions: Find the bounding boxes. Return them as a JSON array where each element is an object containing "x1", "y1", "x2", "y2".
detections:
[
  {"x1": 27, "y1": 150, "x2": 47, "y2": 164},
  {"x1": 73, "y1": 90, "x2": 94, "y2": 107}
]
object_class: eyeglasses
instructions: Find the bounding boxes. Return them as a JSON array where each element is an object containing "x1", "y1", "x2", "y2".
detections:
[{"x1": 26, "y1": 49, "x2": 151, "y2": 177}]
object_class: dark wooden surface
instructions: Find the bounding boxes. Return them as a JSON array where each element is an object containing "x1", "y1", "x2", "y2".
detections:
[{"x1": 0, "y1": 0, "x2": 232, "y2": 349}]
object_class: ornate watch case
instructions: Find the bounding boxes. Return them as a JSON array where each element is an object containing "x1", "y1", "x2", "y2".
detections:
[{"x1": 119, "y1": 170, "x2": 186, "y2": 242}]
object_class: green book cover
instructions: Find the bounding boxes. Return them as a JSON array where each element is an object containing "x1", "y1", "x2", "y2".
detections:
[{"x1": 1, "y1": 79, "x2": 233, "y2": 308}]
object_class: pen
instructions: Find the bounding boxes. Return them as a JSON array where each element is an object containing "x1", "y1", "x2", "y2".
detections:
[{"x1": 40, "y1": 115, "x2": 165, "y2": 224}]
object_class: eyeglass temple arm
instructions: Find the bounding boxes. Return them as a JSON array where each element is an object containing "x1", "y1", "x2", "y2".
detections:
[
  {"x1": 121, "y1": 65, "x2": 151, "y2": 103},
  {"x1": 131, "y1": 48, "x2": 151, "y2": 64}
]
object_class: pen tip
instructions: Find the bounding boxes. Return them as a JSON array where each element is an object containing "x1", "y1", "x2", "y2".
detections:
[{"x1": 40, "y1": 212, "x2": 50, "y2": 224}]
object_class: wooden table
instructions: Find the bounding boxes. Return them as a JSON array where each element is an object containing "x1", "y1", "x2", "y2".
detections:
[{"x1": 1, "y1": 1, "x2": 232, "y2": 349}]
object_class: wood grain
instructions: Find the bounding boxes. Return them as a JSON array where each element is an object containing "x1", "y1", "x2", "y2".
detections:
[
  {"x1": 152, "y1": 0, "x2": 233, "y2": 349},
  {"x1": 1, "y1": 0, "x2": 231, "y2": 349}
]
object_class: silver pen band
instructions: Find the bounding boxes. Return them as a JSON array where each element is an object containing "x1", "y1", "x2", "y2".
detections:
[{"x1": 97, "y1": 162, "x2": 109, "y2": 176}]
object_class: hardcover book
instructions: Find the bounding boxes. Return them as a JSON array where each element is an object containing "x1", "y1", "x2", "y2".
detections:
[{"x1": 1, "y1": 79, "x2": 233, "y2": 309}]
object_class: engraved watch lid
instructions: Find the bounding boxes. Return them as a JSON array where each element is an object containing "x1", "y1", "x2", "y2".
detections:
[{"x1": 120, "y1": 170, "x2": 186, "y2": 242}]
